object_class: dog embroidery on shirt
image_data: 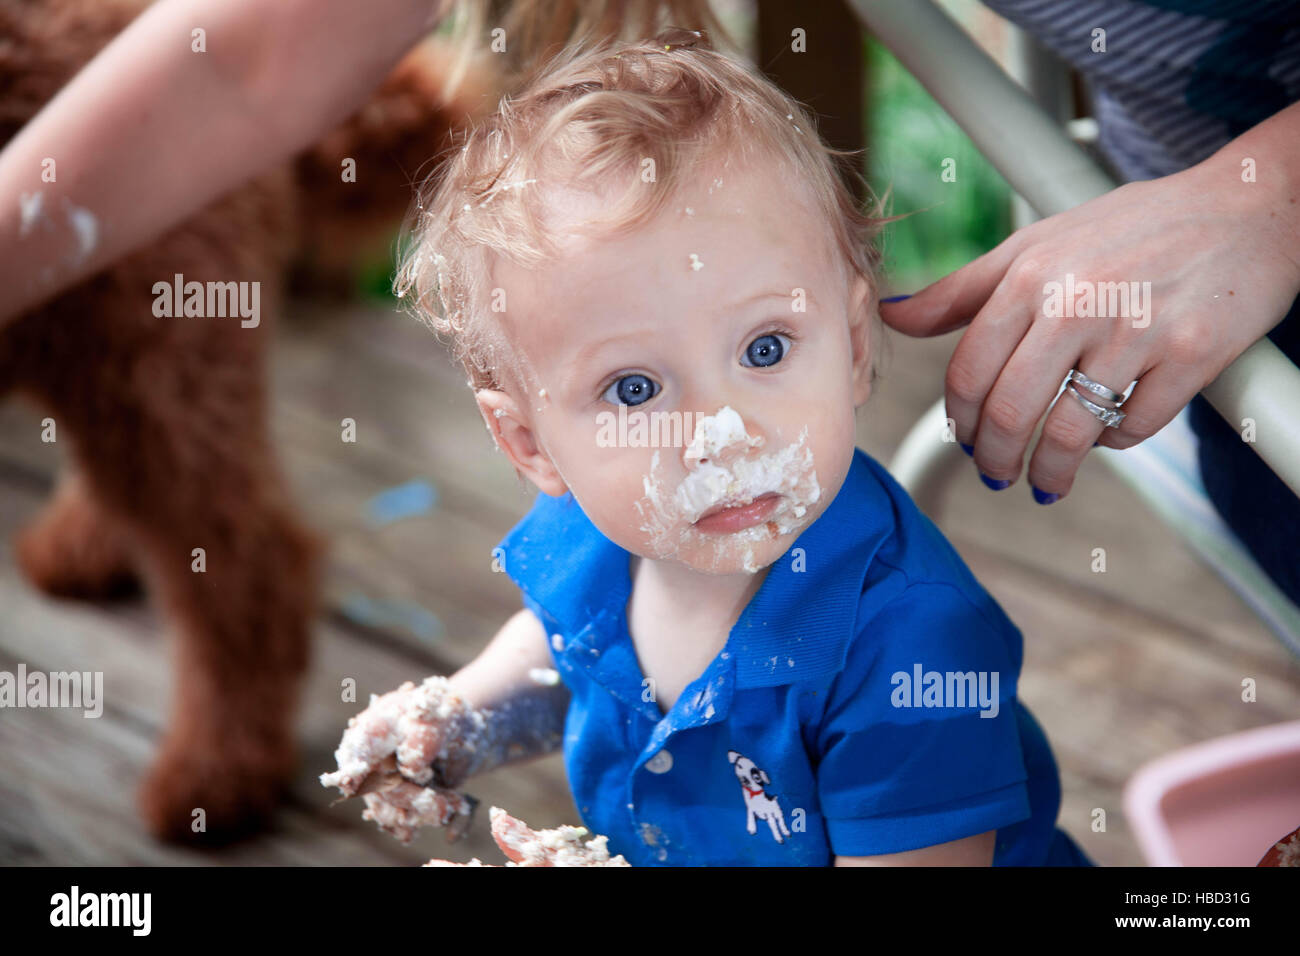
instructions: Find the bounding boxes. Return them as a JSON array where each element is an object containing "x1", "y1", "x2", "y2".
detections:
[{"x1": 727, "y1": 749, "x2": 791, "y2": 844}]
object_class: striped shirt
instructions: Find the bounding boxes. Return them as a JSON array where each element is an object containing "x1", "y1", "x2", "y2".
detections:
[{"x1": 981, "y1": 0, "x2": 1300, "y2": 181}]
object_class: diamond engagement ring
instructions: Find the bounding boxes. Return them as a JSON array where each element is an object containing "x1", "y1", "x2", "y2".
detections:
[{"x1": 1069, "y1": 386, "x2": 1126, "y2": 427}]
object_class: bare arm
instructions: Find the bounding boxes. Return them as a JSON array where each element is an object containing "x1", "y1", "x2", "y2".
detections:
[
  {"x1": 834, "y1": 829, "x2": 996, "y2": 867},
  {"x1": 0, "y1": 0, "x2": 447, "y2": 326},
  {"x1": 442, "y1": 606, "x2": 569, "y2": 782}
]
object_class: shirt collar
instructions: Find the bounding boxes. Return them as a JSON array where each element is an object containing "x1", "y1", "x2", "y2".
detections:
[{"x1": 498, "y1": 448, "x2": 893, "y2": 688}]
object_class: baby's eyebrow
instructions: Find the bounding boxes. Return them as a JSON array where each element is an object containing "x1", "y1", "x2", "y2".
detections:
[{"x1": 569, "y1": 329, "x2": 649, "y2": 379}]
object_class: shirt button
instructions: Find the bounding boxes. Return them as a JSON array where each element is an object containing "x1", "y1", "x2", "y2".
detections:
[{"x1": 645, "y1": 749, "x2": 673, "y2": 774}]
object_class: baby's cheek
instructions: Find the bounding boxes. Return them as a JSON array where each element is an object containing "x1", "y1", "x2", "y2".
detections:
[
  {"x1": 809, "y1": 392, "x2": 855, "y2": 457},
  {"x1": 613, "y1": 477, "x2": 659, "y2": 546},
  {"x1": 571, "y1": 452, "x2": 667, "y2": 553}
]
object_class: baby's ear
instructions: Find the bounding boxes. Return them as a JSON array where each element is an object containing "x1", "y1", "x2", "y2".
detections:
[
  {"x1": 474, "y1": 389, "x2": 569, "y2": 497},
  {"x1": 848, "y1": 275, "x2": 875, "y2": 407}
]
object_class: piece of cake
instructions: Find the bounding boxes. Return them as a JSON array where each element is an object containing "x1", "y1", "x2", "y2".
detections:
[
  {"x1": 1257, "y1": 825, "x2": 1300, "y2": 867},
  {"x1": 424, "y1": 807, "x2": 629, "y2": 867}
]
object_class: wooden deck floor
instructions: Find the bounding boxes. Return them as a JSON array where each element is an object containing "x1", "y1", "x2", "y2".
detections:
[{"x1": 1, "y1": 296, "x2": 1297, "y2": 866}]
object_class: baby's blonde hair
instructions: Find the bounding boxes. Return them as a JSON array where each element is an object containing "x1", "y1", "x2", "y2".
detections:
[{"x1": 394, "y1": 27, "x2": 891, "y2": 394}]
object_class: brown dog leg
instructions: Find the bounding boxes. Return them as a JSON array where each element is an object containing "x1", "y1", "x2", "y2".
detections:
[
  {"x1": 127, "y1": 472, "x2": 321, "y2": 845},
  {"x1": 15, "y1": 470, "x2": 141, "y2": 600},
  {"x1": 29, "y1": 299, "x2": 323, "y2": 844}
]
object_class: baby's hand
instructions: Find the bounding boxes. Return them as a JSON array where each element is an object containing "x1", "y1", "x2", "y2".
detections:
[{"x1": 320, "y1": 676, "x2": 485, "y2": 842}]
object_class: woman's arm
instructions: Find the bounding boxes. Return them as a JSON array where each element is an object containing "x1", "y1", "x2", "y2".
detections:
[
  {"x1": 880, "y1": 100, "x2": 1300, "y2": 501},
  {"x1": 0, "y1": 0, "x2": 446, "y2": 326}
]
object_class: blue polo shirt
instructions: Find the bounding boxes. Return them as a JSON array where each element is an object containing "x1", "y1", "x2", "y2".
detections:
[{"x1": 497, "y1": 447, "x2": 1089, "y2": 866}]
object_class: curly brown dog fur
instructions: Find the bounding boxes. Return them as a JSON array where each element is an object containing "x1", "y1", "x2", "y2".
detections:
[{"x1": 0, "y1": 0, "x2": 494, "y2": 844}]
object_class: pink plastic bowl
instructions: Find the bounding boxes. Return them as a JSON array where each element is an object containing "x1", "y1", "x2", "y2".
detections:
[{"x1": 1123, "y1": 720, "x2": 1300, "y2": 866}]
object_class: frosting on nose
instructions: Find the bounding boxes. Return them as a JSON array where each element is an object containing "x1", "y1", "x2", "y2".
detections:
[{"x1": 683, "y1": 405, "x2": 763, "y2": 468}]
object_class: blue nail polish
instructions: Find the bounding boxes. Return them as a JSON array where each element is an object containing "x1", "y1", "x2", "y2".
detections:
[
  {"x1": 959, "y1": 442, "x2": 974, "y2": 457},
  {"x1": 880, "y1": 294, "x2": 913, "y2": 303},
  {"x1": 1032, "y1": 485, "x2": 1059, "y2": 505},
  {"x1": 979, "y1": 472, "x2": 1011, "y2": 491}
]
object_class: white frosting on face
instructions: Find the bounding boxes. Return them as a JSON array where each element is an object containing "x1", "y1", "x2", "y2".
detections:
[{"x1": 635, "y1": 406, "x2": 821, "y2": 573}]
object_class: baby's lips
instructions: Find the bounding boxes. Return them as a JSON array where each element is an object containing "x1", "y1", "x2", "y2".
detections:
[{"x1": 695, "y1": 490, "x2": 779, "y2": 522}]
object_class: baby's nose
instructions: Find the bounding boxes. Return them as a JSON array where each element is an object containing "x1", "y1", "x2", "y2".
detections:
[{"x1": 682, "y1": 405, "x2": 764, "y2": 469}]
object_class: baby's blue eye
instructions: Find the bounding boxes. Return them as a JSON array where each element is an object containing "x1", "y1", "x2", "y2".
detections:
[
  {"x1": 741, "y1": 332, "x2": 791, "y2": 368},
  {"x1": 602, "y1": 373, "x2": 659, "y2": 407}
]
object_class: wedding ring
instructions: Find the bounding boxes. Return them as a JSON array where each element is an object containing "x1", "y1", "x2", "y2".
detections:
[
  {"x1": 1069, "y1": 385, "x2": 1126, "y2": 428},
  {"x1": 1068, "y1": 369, "x2": 1126, "y2": 405}
]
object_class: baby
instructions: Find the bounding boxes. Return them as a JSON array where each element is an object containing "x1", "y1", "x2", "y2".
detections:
[{"x1": 322, "y1": 28, "x2": 1090, "y2": 867}]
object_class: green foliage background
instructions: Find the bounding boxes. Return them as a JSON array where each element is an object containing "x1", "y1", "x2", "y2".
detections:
[{"x1": 865, "y1": 34, "x2": 1011, "y2": 287}]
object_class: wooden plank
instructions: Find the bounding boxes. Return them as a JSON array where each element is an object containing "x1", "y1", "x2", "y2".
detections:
[
  {"x1": 0, "y1": 579, "x2": 575, "y2": 865},
  {"x1": 958, "y1": 538, "x2": 1300, "y2": 867},
  {"x1": 0, "y1": 475, "x2": 573, "y2": 865},
  {"x1": 268, "y1": 303, "x2": 539, "y2": 672},
  {"x1": 857, "y1": 328, "x2": 1294, "y2": 661},
  {"x1": 0, "y1": 649, "x2": 419, "y2": 866},
  {"x1": 1059, "y1": 768, "x2": 1137, "y2": 867}
]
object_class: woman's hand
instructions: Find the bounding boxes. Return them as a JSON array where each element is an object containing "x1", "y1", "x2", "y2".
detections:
[{"x1": 880, "y1": 113, "x2": 1300, "y2": 503}]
